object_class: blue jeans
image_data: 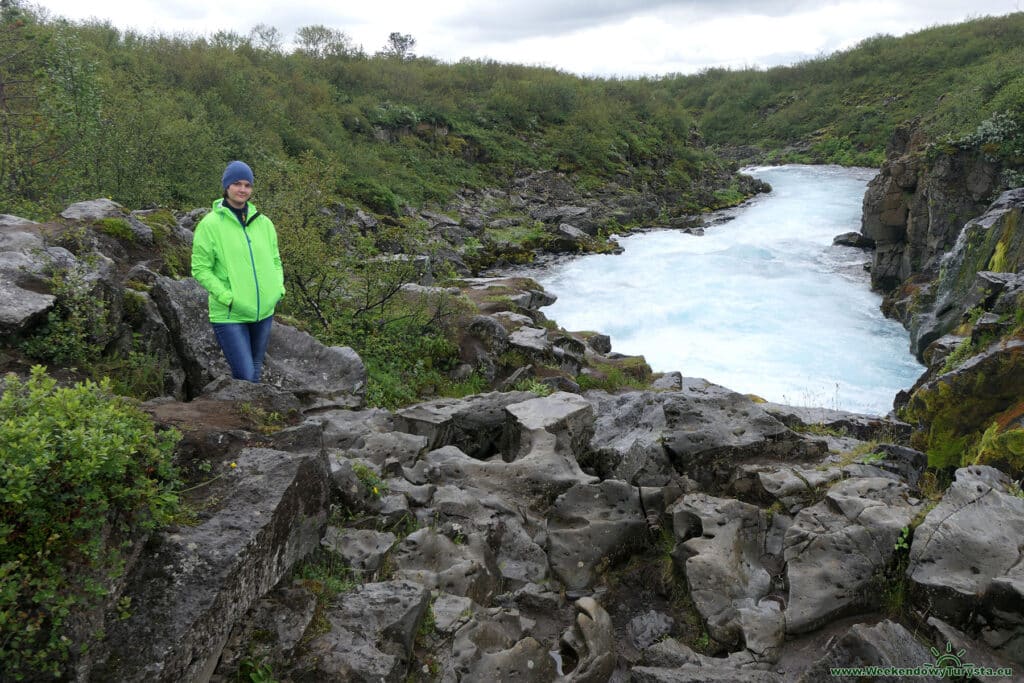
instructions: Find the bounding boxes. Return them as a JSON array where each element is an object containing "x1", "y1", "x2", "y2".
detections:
[{"x1": 212, "y1": 316, "x2": 274, "y2": 382}]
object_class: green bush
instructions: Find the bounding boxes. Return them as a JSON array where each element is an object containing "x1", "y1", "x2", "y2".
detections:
[
  {"x1": 19, "y1": 267, "x2": 111, "y2": 367},
  {"x1": 345, "y1": 177, "x2": 401, "y2": 216},
  {"x1": 0, "y1": 367, "x2": 181, "y2": 680}
]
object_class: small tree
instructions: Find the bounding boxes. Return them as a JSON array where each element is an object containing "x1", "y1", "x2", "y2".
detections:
[
  {"x1": 249, "y1": 23, "x2": 283, "y2": 53},
  {"x1": 294, "y1": 24, "x2": 356, "y2": 59},
  {"x1": 258, "y1": 151, "x2": 469, "y2": 407},
  {"x1": 378, "y1": 31, "x2": 415, "y2": 60}
]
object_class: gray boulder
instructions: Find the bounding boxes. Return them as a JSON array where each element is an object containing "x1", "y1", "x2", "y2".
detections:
[
  {"x1": 393, "y1": 390, "x2": 534, "y2": 459},
  {"x1": 784, "y1": 477, "x2": 920, "y2": 634},
  {"x1": 212, "y1": 586, "x2": 318, "y2": 682},
  {"x1": 587, "y1": 381, "x2": 825, "y2": 493},
  {"x1": 317, "y1": 407, "x2": 395, "y2": 449},
  {"x1": 462, "y1": 277, "x2": 557, "y2": 310},
  {"x1": 508, "y1": 325, "x2": 552, "y2": 356},
  {"x1": 338, "y1": 430, "x2": 428, "y2": 468},
  {"x1": 321, "y1": 527, "x2": 396, "y2": 574},
  {"x1": 391, "y1": 528, "x2": 501, "y2": 604},
  {"x1": 557, "y1": 597, "x2": 616, "y2": 681},
  {"x1": 832, "y1": 231, "x2": 875, "y2": 248},
  {"x1": 296, "y1": 580, "x2": 430, "y2": 682},
  {"x1": 461, "y1": 314, "x2": 509, "y2": 380},
  {"x1": 0, "y1": 214, "x2": 39, "y2": 230},
  {"x1": 671, "y1": 493, "x2": 772, "y2": 646},
  {"x1": 659, "y1": 382, "x2": 826, "y2": 492},
  {"x1": 547, "y1": 480, "x2": 660, "y2": 590},
  {"x1": 263, "y1": 323, "x2": 366, "y2": 409},
  {"x1": 407, "y1": 395, "x2": 597, "y2": 510},
  {"x1": 0, "y1": 276, "x2": 54, "y2": 335},
  {"x1": 503, "y1": 390, "x2": 594, "y2": 462},
  {"x1": 587, "y1": 390, "x2": 676, "y2": 484},
  {"x1": 92, "y1": 448, "x2": 330, "y2": 683},
  {"x1": 761, "y1": 402, "x2": 912, "y2": 441},
  {"x1": 550, "y1": 222, "x2": 590, "y2": 252},
  {"x1": 628, "y1": 611, "x2": 676, "y2": 651},
  {"x1": 150, "y1": 275, "x2": 230, "y2": 394},
  {"x1": 493, "y1": 515, "x2": 550, "y2": 584},
  {"x1": 909, "y1": 465, "x2": 1024, "y2": 663},
  {"x1": 797, "y1": 620, "x2": 943, "y2": 683},
  {"x1": 447, "y1": 606, "x2": 556, "y2": 681},
  {"x1": 530, "y1": 204, "x2": 590, "y2": 224},
  {"x1": 747, "y1": 464, "x2": 846, "y2": 513},
  {"x1": 60, "y1": 198, "x2": 126, "y2": 221},
  {"x1": 0, "y1": 236, "x2": 75, "y2": 336}
]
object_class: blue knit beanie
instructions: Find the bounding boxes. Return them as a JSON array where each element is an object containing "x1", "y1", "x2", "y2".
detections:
[{"x1": 221, "y1": 160, "x2": 254, "y2": 190}]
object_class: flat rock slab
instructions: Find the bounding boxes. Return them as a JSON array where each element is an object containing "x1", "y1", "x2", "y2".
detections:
[
  {"x1": 909, "y1": 465, "x2": 1024, "y2": 654},
  {"x1": 298, "y1": 580, "x2": 430, "y2": 681},
  {"x1": 784, "y1": 477, "x2": 919, "y2": 634},
  {"x1": 671, "y1": 493, "x2": 772, "y2": 645},
  {"x1": 547, "y1": 480, "x2": 657, "y2": 590},
  {"x1": 393, "y1": 390, "x2": 534, "y2": 458}
]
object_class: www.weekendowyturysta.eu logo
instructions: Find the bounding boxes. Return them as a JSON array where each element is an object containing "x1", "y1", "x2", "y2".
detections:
[
  {"x1": 930, "y1": 642, "x2": 969, "y2": 669},
  {"x1": 828, "y1": 640, "x2": 1014, "y2": 679}
]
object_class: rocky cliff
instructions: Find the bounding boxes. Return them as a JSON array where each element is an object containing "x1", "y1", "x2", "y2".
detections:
[
  {"x1": 861, "y1": 119, "x2": 1002, "y2": 301},
  {"x1": 3, "y1": 191, "x2": 1023, "y2": 682},
  {"x1": 858, "y1": 122, "x2": 1023, "y2": 485}
]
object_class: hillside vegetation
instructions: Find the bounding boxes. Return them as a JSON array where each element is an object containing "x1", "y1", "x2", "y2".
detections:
[
  {"x1": 2, "y1": 4, "x2": 1022, "y2": 218},
  {"x1": 676, "y1": 12, "x2": 1024, "y2": 167},
  {"x1": 1, "y1": 3, "x2": 724, "y2": 220}
]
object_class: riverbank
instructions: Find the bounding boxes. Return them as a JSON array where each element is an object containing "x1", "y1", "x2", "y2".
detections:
[{"x1": 506, "y1": 165, "x2": 922, "y2": 415}]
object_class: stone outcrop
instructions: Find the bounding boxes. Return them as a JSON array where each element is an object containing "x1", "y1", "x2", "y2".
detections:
[
  {"x1": 907, "y1": 188, "x2": 1024, "y2": 358},
  {"x1": 295, "y1": 580, "x2": 430, "y2": 681},
  {"x1": 908, "y1": 466, "x2": 1024, "y2": 663},
  {"x1": 91, "y1": 448, "x2": 330, "y2": 682},
  {"x1": 784, "y1": 477, "x2": 920, "y2": 634},
  {"x1": 859, "y1": 122, "x2": 1023, "y2": 498},
  {"x1": 861, "y1": 120, "x2": 1001, "y2": 295},
  {"x1": 798, "y1": 620, "x2": 943, "y2": 683}
]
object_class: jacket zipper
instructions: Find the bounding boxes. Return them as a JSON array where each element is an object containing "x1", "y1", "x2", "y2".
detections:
[{"x1": 242, "y1": 211, "x2": 261, "y2": 318}]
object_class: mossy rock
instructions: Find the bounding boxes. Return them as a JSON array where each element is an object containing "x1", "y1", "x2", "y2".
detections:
[{"x1": 902, "y1": 339, "x2": 1024, "y2": 468}]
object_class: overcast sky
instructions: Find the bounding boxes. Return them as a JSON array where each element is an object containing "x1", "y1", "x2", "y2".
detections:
[{"x1": 32, "y1": 0, "x2": 1023, "y2": 77}]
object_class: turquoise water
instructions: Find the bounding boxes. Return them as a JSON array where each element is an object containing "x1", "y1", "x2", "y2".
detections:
[{"x1": 533, "y1": 164, "x2": 924, "y2": 415}]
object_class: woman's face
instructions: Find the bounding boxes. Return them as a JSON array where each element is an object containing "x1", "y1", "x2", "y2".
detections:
[{"x1": 225, "y1": 180, "x2": 252, "y2": 208}]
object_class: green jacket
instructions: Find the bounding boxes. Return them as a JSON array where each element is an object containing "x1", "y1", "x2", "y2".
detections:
[{"x1": 191, "y1": 199, "x2": 285, "y2": 323}]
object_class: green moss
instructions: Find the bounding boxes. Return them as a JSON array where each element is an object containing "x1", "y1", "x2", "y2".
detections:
[
  {"x1": 577, "y1": 357, "x2": 652, "y2": 392},
  {"x1": 133, "y1": 209, "x2": 177, "y2": 240},
  {"x1": 973, "y1": 423, "x2": 1024, "y2": 472},
  {"x1": 483, "y1": 223, "x2": 550, "y2": 250},
  {"x1": 988, "y1": 239, "x2": 1008, "y2": 272},
  {"x1": 96, "y1": 217, "x2": 134, "y2": 241},
  {"x1": 133, "y1": 210, "x2": 193, "y2": 278}
]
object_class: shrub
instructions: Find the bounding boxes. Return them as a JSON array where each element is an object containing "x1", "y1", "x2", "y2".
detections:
[
  {"x1": 0, "y1": 367, "x2": 181, "y2": 680},
  {"x1": 19, "y1": 266, "x2": 112, "y2": 367}
]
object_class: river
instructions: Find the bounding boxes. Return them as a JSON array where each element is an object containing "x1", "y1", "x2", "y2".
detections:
[{"x1": 527, "y1": 164, "x2": 924, "y2": 415}]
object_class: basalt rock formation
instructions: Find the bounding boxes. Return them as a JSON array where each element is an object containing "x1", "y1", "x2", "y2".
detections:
[
  {"x1": 857, "y1": 122, "x2": 1023, "y2": 481},
  {"x1": 860, "y1": 119, "x2": 1002, "y2": 298}
]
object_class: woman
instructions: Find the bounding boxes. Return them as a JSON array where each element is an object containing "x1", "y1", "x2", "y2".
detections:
[{"x1": 191, "y1": 160, "x2": 285, "y2": 382}]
